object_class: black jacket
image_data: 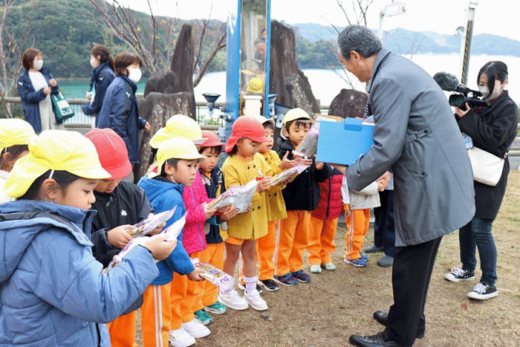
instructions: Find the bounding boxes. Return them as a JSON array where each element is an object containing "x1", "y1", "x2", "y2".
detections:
[
  {"x1": 90, "y1": 181, "x2": 154, "y2": 267},
  {"x1": 277, "y1": 139, "x2": 332, "y2": 211},
  {"x1": 457, "y1": 90, "x2": 519, "y2": 219},
  {"x1": 200, "y1": 166, "x2": 224, "y2": 244},
  {"x1": 82, "y1": 62, "x2": 115, "y2": 116}
]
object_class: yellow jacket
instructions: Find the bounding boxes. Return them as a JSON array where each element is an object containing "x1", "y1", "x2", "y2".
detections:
[
  {"x1": 260, "y1": 150, "x2": 287, "y2": 221},
  {"x1": 222, "y1": 154, "x2": 270, "y2": 240}
]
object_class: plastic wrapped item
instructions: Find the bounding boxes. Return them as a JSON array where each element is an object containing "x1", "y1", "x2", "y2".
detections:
[
  {"x1": 210, "y1": 179, "x2": 259, "y2": 214},
  {"x1": 271, "y1": 164, "x2": 308, "y2": 186},
  {"x1": 106, "y1": 212, "x2": 187, "y2": 272},
  {"x1": 205, "y1": 190, "x2": 232, "y2": 210},
  {"x1": 192, "y1": 258, "x2": 235, "y2": 295},
  {"x1": 293, "y1": 123, "x2": 320, "y2": 157},
  {"x1": 126, "y1": 207, "x2": 177, "y2": 237}
]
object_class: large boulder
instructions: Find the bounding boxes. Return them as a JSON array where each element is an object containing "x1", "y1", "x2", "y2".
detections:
[
  {"x1": 269, "y1": 20, "x2": 319, "y2": 118},
  {"x1": 135, "y1": 91, "x2": 196, "y2": 180},
  {"x1": 144, "y1": 70, "x2": 178, "y2": 98},
  {"x1": 170, "y1": 24, "x2": 196, "y2": 115},
  {"x1": 328, "y1": 89, "x2": 369, "y2": 119}
]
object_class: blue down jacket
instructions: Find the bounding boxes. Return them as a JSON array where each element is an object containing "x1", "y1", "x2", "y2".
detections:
[
  {"x1": 0, "y1": 200, "x2": 159, "y2": 347},
  {"x1": 96, "y1": 75, "x2": 146, "y2": 163}
]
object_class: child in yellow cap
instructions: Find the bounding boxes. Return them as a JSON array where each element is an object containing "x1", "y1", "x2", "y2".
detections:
[
  {"x1": 0, "y1": 118, "x2": 35, "y2": 203},
  {"x1": 0, "y1": 130, "x2": 176, "y2": 346},
  {"x1": 138, "y1": 137, "x2": 207, "y2": 347}
]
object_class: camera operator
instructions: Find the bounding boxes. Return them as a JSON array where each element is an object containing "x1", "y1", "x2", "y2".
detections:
[{"x1": 446, "y1": 61, "x2": 519, "y2": 300}]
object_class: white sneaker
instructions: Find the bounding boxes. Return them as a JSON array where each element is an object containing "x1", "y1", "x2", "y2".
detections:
[
  {"x1": 182, "y1": 318, "x2": 211, "y2": 339},
  {"x1": 244, "y1": 289, "x2": 268, "y2": 311},
  {"x1": 169, "y1": 328, "x2": 196, "y2": 347},
  {"x1": 321, "y1": 263, "x2": 336, "y2": 271},
  {"x1": 218, "y1": 289, "x2": 249, "y2": 310},
  {"x1": 310, "y1": 264, "x2": 322, "y2": 273}
]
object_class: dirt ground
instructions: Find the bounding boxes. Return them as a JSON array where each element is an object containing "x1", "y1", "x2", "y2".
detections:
[{"x1": 136, "y1": 172, "x2": 520, "y2": 347}]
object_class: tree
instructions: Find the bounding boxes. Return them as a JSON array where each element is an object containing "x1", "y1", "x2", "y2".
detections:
[
  {"x1": 90, "y1": 0, "x2": 226, "y2": 87},
  {"x1": 0, "y1": 0, "x2": 35, "y2": 118}
]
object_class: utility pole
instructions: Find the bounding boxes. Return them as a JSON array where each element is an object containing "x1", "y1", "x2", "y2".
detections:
[
  {"x1": 459, "y1": 1, "x2": 478, "y2": 85},
  {"x1": 378, "y1": 1, "x2": 406, "y2": 40}
]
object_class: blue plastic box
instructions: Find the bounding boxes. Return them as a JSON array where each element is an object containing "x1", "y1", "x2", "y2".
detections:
[{"x1": 316, "y1": 118, "x2": 375, "y2": 165}]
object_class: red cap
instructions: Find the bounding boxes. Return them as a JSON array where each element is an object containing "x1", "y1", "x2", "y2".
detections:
[
  {"x1": 201, "y1": 130, "x2": 224, "y2": 149},
  {"x1": 85, "y1": 128, "x2": 132, "y2": 180},
  {"x1": 225, "y1": 116, "x2": 267, "y2": 153}
]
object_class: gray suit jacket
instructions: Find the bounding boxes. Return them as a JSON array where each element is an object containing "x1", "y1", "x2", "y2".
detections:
[{"x1": 346, "y1": 48, "x2": 475, "y2": 246}]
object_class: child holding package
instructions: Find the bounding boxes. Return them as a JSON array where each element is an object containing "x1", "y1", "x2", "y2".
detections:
[
  {"x1": 220, "y1": 116, "x2": 272, "y2": 311},
  {"x1": 307, "y1": 167, "x2": 346, "y2": 273},
  {"x1": 0, "y1": 130, "x2": 175, "y2": 346},
  {"x1": 342, "y1": 176, "x2": 383, "y2": 267},
  {"x1": 0, "y1": 118, "x2": 35, "y2": 203},
  {"x1": 197, "y1": 131, "x2": 239, "y2": 315},
  {"x1": 138, "y1": 137, "x2": 206, "y2": 347},
  {"x1": 275, "y1": 108, "x2": 331, "y2": 286},
  {"x1": 86, "y1": 128, "x2": 165, "y2": 347}
]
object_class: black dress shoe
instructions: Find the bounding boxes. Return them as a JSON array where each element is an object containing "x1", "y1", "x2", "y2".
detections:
[
  {"x1": 349, "y1": 331, "x2": 401, "y2": 347},
  {"x1": 373, "y1": 311, "x2": 425, "y2": 339}
]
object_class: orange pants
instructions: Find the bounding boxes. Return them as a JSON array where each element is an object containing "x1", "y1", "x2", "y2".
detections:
[
  {"x1": 105, "y1": 311, "x2": 138, "y2": 347},
  {"x1": 345, "y1": 209, "x2": 371, "y2": 260},
  {"x1": 170, "y1": 251, "x2": 204, "y2": 330},
  {"x1": 307, "y1": 216, "x2": 338, "y2": 265},
  {"x1": 141, "y1": 283, "x2": 171, "y2": 347},
  {"x1": 275, "y1": 210, "x2": 310, "y2": 276},
  {"x1": 198, "y1": 242, "x2": 225, "y2": 307},
  {"x1": 257, "y1": 220, "x2": 277, "y2": 280}
]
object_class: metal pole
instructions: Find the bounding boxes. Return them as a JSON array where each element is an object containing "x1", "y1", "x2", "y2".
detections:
[
  {"x1": 460, "y1": 2, "x2": 477, "y2": 85},
  {"x1": 378, "y1": 10, "x2": 385, "y2": 40}
]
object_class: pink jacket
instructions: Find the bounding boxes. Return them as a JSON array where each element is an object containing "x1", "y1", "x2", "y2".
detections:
[{"x1": 182, "y1": 170, "x2": 211, "y2": 255}]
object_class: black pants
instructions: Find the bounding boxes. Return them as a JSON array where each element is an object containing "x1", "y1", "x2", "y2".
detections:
[
  {"x1": 373, "y1": 190, "x2": 396, "y2": 257},
  {"x1": 385, "y1": 236, "x2": 442, "y2": 347}
]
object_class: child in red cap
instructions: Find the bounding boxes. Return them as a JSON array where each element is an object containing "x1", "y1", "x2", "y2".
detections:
[
  {"x1": 86, "y1": 128, "x2": 165, "y2": 347},
  {"x1": 196, "y1": 131, "x2": 239, "y2": 318},
  {"x1": 220, "y1": 116, "x2": 272, "y2": 311}
]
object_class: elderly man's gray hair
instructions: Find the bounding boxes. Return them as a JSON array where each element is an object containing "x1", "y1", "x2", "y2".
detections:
[{"x1": 337, "y1": 25, "x2": 382, "y2": 61}]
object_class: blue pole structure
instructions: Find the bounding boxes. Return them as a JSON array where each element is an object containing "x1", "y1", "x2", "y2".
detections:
[{"x1": 264, "y1": 0, "x2": 272, "y2": 118}]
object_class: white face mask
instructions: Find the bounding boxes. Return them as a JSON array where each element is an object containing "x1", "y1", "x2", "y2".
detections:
[
  {"x1": 33, "y1": 59, "x2": 43, "y2": 71},
  {"x1": 479, "y1": 83, "x2": 503, "y2": 101},
  {"x1": 127, "y1": 68, "x2": 142, "y2": 83}
]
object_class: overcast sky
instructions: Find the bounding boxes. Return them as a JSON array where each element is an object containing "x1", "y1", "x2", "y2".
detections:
[{"x1": 119, "y1": 0, "x2": 520, "y2": 41}]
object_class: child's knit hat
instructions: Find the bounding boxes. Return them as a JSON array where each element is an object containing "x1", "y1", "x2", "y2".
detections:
[{"x1": 225, "y1": 116, "x2": 267, "y2": 153}]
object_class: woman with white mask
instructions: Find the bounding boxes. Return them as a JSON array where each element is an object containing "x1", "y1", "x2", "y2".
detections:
[
  {"x1": 17, "y1": 48, "x2": 64, "y2": 132},
  {"x1": 96, "y1": 52, "x2": 151, "y2": 182},
  {"x1": 447, "y1": 61, "x2": 518, "y2": 300}
]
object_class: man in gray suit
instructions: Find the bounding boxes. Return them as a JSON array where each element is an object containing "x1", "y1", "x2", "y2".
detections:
[{"x1": 335, "y1": 25, "x2": 475, "y2": 347}]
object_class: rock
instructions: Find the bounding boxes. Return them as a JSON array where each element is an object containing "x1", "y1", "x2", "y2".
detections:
[
  {"x1": 357, "y1": 291, "x2": 362, "y2": 296},
  {"x1": 261, "y1": 313, "x2": 268, "y2": 320},
  {"x1": 170, "y1": 24, "x2": 196, "y2": 115},
  {"x1": 144, "y1": 70, "x2": 178, "y2": 98},
  {"x1": 312, "y1": 327, "x2": 317, "y2": 331},
  {"x1": 135, "y1": 92, "x2": 196, "y2": 180},
  {"x1": 267, "y1": 317, "x2": 273, "y2": 321},
  {"x1": 284, "y1": 74, "x2": 321, "y2": 117},
  {"x1": 328, "y1": 89, "x2": 369, "y2": 119},
  {"x1": 269, "y1": 20, "x2": 319, "y2": 118}
]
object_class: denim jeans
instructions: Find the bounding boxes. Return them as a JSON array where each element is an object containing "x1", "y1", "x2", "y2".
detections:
[{"x1": 459, "y1": 217, "x2": 497, "y2": 286}]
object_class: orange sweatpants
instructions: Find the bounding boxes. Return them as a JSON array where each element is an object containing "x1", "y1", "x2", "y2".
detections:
[
  {"x1": 199, "y1": 242, "x2": 225, "y2": 307},
  {"x1": 275, "y1": 210, "x2": 310, "y2": 276},
  {"x1": 307, "y1": 216, "x2": 338, "y2": 265},
  {"x1": 141, "y1": 283, "x2": 171, "y2": 347},
  {"x1": 170, "y1": 251, "x2": 204, "y2": 330},
  {"x1": 257, "y1": 220, "x2": 277, "y2": 280},
  {"x1": 345, "y1": 209, "x2": 371, "y2": 260},
  {"x1": 105, "y1": 311, "x2": 138, "y2": 347}
]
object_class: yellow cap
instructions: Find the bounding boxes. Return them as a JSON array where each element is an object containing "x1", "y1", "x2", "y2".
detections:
[
  {"x1": 246, "y1": 78, "x2": 264, "y2": 94},
  {"x1": 0, "y1": 119, "x2": 36, "y2": 152},
  {"x1": 149, "y1": 115, "x2": 206, "y2": 149},
  {"x1": 281, "y1": 108, "x2": 313, "y2": 139},
  {"x1": 5, "y1": 130, "x2": 111, "y2": 198},
  {"x1": 252, "y1": 115, "x2": 275, "y2": 126},
  {"x1": 157, "y1": 137, "x2": 205, "y2": 174}
]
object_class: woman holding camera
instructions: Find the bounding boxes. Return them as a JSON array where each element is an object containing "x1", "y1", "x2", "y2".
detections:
[{"x1": 446, "y1": 61, "x2": 518, "y2": 300}]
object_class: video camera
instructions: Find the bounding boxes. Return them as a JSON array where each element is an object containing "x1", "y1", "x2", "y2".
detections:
[{"x1": 433, "y1": 72, "x2": 487, "y2": 109}]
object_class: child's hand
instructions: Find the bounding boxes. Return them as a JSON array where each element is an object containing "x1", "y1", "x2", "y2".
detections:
[
  {"x1": 187, "y1": 268, "x2": 206, "y2": 282},
  {"x1": 279, "y1": 152, "x2": 296, "y2": 171},
  {"x1": 256, "y1": 177, "x2": 272, "y2": 193},
  {"x1": 143, "y1": 234, "x2": 177, "y2": 261},
  {"x1": 314, "y1": 155, "x2": 324, "y2": 170},
  {"x1": 220, "y1": 206, "x2": 240, "y2": 221},
  {"x1": 343, "y1": 209, "x2": 350, "y2": 220},
  {"x1": 293, "y1": 153, "x2": 312, "y2": 167},
  {"x1": 203, "y1": 203, "x2": 217, "y2": 219},
  {"x1": 377, "y1": 180, "x2": 385, "y2": 192},
  {"x1": 246, "y1": 204, "x2": 253, "y2": 213},
  {"x1": 108, "y1": 225, "x2": 133, "y2": 249},
  {"x1": 331, "y1": 164, "x2": 347, "y2": 175}
]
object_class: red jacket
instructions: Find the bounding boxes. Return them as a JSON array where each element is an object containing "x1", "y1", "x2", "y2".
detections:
[
  {"x1": 182, "y1": 170, "x2": 211, "y2": 254},
  {"x1": 311, "y1": 170, "x2": 344, "y2": 220}
]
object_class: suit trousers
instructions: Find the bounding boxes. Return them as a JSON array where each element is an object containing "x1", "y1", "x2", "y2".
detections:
[{"x1": 385, "y1": 236, "x2": 442, "y2": 347}]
